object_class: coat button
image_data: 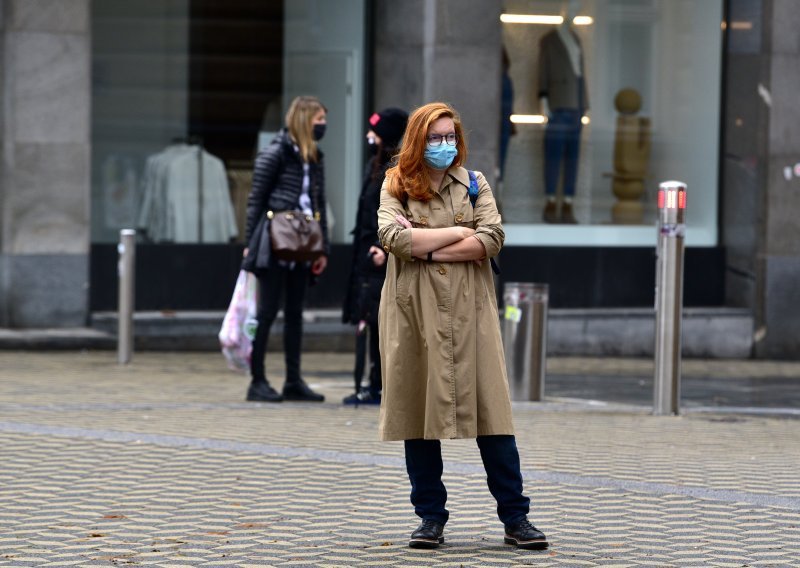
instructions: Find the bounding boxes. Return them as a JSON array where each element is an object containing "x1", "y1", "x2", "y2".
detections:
[
  {"x1": 419, "y1": 216, "x2": 428, "y2": 226},
  {"x1": 438, "y1": 265, "x2": 447, "y2": 275},
  {"x1": 455, "y1": 213, "x2": 464, "y2": 223}
]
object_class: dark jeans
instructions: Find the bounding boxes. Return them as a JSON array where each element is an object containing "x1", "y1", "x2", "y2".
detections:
[
  {"x1": 250, "y1": 263, "x2": 309, "y2": 384},
  {"x1": 544, "y1": 108, "x2": 583, "y2": 197},
  {"x1": 404, "y1": 435, "x2": 530, "y2": 527},
  {"x1": 354, "y1": 320, "x2": 381, "y2": 393}
]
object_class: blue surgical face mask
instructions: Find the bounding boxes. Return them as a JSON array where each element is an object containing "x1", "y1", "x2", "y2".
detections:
[{"x1": 424, "y1": 143, "x2": 458, "y2": 170}]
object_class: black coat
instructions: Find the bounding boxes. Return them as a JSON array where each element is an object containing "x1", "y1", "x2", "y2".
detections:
[
  {"x1": 342, "y1": 156, "x2": 389, "y2": 325},
  {"x1": 242, "y1": 129, "x2": 329, "y2": 273}
]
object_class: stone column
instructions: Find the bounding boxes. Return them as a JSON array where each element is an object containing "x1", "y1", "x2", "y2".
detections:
[
  {"x1": 723, "y1": 0, "x2": 800, "y2": 358},
  {"x1": 759, "y1": 0, "x2": 800, "y2": 357},
  {"x1": 0, "y1": 0, "x2": 90, "y2": 327},
  {"x1": 373, "y1": 0, "x2": 503, "y2": 185}
]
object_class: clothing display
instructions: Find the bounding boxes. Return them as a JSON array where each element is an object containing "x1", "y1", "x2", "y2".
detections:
[
  {"x1": 544, "y1": 108, "x2": 583, "y2": 198},
  {"x1": 538, "y1": 26, "x2": 589, "y2": 200},
  {"x1": 499, "y1": 68, "x2": 514, "y2": 180},
  {"x1": 102, "y1": 154, "x2": 138, "y2": 230},
  {"x1": 137, "y1": 144, "x2": 238, "y2": 243},
  {"x1": 537, "y1": 27, "x2": 589, "y2": 113}
]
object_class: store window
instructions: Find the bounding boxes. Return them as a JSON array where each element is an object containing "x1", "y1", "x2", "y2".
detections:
[
  {"x1": 91, "y1": 1, "x2": 282, "y2": 245},
  {"x1": 89, "y1": 0, "x2": 365, "y2": 311},
  {"x1": 91, "y1": 0, "x2": 365, "y2": 247},
  {"x1": 500, "y1": 0, "x2": 722, "y2": 246}
]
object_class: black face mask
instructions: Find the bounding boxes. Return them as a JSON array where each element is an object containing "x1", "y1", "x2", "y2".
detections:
[
  {"x1": 367, "y1": 137, "x2": 379, "y2": 155},
  {"x1": 313, "y1": 123, "x2": 326, "y2": 141}
]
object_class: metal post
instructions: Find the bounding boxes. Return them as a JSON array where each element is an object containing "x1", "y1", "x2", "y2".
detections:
[
  {"x1": 117, "y1": 229, "x2": 136, "y2": 364},
  {"x1": 502, "y1": 282, "x2": 548, "y2": 401},
  {"x1": 653, "y1": 181, "x2": 686, "y2": 415},
  {"x1": 197, "y1": 144, "x2": 204, "y2": 243}
]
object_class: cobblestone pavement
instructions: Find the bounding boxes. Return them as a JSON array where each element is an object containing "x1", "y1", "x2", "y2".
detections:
[{"x1": 1, "y1": 351, "x2": 799, "y2": 567}]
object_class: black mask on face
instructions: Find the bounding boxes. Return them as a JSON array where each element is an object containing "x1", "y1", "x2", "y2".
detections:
[
  {"x1": 367, "y1": 137, "x2": 379, "y2": 155},
  {"x1": 313, "y1": 123, "x2": 326, "y2": 141}
]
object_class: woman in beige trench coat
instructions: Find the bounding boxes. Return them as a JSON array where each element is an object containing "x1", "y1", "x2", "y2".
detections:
[{"x1": 376, "y1": 102, "x2": 548, "y2": 551}]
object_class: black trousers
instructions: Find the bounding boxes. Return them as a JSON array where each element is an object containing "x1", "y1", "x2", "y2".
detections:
[
  {"x1": 404, "y1": 435, "x2": 530, "y2": 527},
  {"x1": 250, "y1": 264, "x2": 309, "y2": 384}
]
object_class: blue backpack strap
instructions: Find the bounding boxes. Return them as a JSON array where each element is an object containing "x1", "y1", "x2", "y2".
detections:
[
  {"x1": 467, "y1": 169, "x2": 480, "y2": 207},
  {"x1": 466, "y1": 170, "x2": 500, "y2": 275}
]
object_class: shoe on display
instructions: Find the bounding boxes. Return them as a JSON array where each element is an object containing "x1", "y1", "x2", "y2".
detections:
[
  {"x1": 342, "y1": 389, "x2": 381, "y2": 405},
  {"x1": 542, "y1": 199, "x2": 558, "y2": 223},
  {"x1": 560, "y1": 201, "x2": 577, "y2": 224},
  {"x1": 409, "y1": 519, "x2": 444, "y2": 549},
  {"x1": 504, "y1": 519, "x2": 549, "y2": 550},
  {"x1": 282, "y1": 379, "x2": 325, "y2": 402},
  {"x1": 246, "y1": 381, "x2": 283, "y2": 403}
]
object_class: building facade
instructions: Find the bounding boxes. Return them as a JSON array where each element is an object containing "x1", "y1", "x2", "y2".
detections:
[{"x1": 0, "y1": 0, "x2": 797, "y2": 358}]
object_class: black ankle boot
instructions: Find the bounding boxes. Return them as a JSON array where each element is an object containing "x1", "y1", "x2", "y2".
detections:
[
  {"x1": 409, "y1": 519, "x2": 444, "y2": 549},
  {"x1": 504, "y1": 519, "x2": 548, "y2": 550},
  {"x1": 282, "y1": 378, "x2": 324, "y2": 402},
  {"x1": 246, "y1": 381, "x2": 283, "y2": 402}
]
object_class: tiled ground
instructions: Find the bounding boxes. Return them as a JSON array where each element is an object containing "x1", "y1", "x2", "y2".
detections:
[{"x1": 1, "y1": 351, "x2": 799, "y2": 566}]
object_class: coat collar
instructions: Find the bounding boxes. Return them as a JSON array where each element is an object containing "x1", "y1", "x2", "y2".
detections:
[{"x1": 446, "y1": 166, "x2": 470, "y2": 190}]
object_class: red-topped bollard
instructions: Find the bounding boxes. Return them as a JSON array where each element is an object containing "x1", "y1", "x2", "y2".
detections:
[{"x1": 653, "y1": 181, "x2": 686, "y2": 415}]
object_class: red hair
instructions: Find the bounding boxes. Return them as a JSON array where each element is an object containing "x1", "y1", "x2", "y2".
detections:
[{"x1": 386, "y1": 102, "x2": 467, "y2": 203}]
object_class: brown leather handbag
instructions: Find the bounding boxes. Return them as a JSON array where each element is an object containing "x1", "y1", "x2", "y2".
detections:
[{"x1": 268, "y1": 209, "x2": 325, "y2": 262}]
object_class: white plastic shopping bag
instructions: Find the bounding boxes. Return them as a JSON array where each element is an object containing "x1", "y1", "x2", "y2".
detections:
[{"x1": 219, "y1": 270, "x2": 258, "y2": 372}]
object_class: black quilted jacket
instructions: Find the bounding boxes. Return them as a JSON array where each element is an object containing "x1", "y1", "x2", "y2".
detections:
[{"x1": 245, "y1": 128, "x2": 329, "y2": 256}]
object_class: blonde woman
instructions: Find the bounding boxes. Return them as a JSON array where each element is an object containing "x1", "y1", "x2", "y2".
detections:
[
  {"x1": 377, "y1": 102, "x2": 548, "y2": 550},
  {"x1": 242, "y1": 96, "x2": 329, "y2": 403}
]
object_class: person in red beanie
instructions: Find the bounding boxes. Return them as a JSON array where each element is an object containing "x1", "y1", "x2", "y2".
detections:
[{"x1": 342, "y1": 108, "x2": 409, "y2": 405}]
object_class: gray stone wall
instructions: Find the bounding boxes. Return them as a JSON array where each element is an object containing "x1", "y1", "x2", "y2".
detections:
[
  {"x1": 759, "y1": 0, "x2": 800, "y2": 357},
  {"x1": 0, "y1": 0, "x2": 90, "y2": 327},
  {"x1": 723, "y1": 0, "x2": 800, "y2": 358},
  {"x1": 374, "y1": 0, "x2": 503, "y2": 185}
]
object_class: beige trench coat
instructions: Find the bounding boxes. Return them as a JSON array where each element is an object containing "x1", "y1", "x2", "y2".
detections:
[{"x1": 377, "y1": 167, "x2": 514, "y2": 441}]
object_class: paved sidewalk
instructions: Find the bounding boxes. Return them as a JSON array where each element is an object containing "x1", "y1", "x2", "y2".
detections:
[{"x1": 1, "y1": 351, "x2": 799, "y2": 567}]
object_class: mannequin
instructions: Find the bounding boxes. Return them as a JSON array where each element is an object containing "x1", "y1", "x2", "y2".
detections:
[
  {"x1": 610, "y1": 89, "x2": 651, "y2": 224},
  {"x1": 537, "y1": 0, "x2": 589, "y2": 224}
]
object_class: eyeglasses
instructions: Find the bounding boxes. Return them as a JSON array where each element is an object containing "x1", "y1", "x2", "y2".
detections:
[{"x1": 426, "y1": 133, "x2": 458, "y2": 147}]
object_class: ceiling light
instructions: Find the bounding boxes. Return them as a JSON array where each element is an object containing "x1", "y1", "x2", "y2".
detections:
[
  {"x1": 500, "y1": 14, "x2": 593, "y2": 25},
  {"x1": 510, "y1": 114, "x2": 547, "y2": 124}
]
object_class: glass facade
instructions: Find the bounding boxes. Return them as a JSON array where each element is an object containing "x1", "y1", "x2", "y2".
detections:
[
  {"x1": 87, "y1": 0, "x2": 725, "y2": 310},
  {"x1": 500, "y1": 0, "x2": 723, "y2": 246},
  {"x1": 90, "y1": 0, "x2": 365, "y2": 246}
]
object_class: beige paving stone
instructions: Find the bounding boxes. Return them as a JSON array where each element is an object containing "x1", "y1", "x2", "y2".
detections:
[{"x1": 1, "y1": 352, "x2": 799, "y2": 566}]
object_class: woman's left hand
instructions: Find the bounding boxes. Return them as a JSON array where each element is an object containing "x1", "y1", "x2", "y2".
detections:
[{"x1": 311, "y1": 255, "x2": 328, "y2": 275}]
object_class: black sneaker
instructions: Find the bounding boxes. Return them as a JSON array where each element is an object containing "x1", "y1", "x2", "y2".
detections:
[
  {"x1": 409, "y1": 519, "x2": 444, "y2": 549},
  {"x1": 342, "y1": 389, "x2": 381, "y2": 405},
  {"x1": 246, "y1": 381, "x2": 283, "y2": 403},
  {"x1": 504, "y1": 519, "x2": 548, "y2": 550},
  {"x1": 282, "y1": 379, "x2": 325, "y2": 402}
]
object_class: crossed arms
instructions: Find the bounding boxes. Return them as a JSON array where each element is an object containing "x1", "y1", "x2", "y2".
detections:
[{"x1": 393, "y1": 215, "x2": 485, "y2": 264}]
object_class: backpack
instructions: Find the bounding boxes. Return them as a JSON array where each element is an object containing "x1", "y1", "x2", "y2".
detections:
[{"x1": 467, "y1": 170, "x2": 501, "y2": 275}]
